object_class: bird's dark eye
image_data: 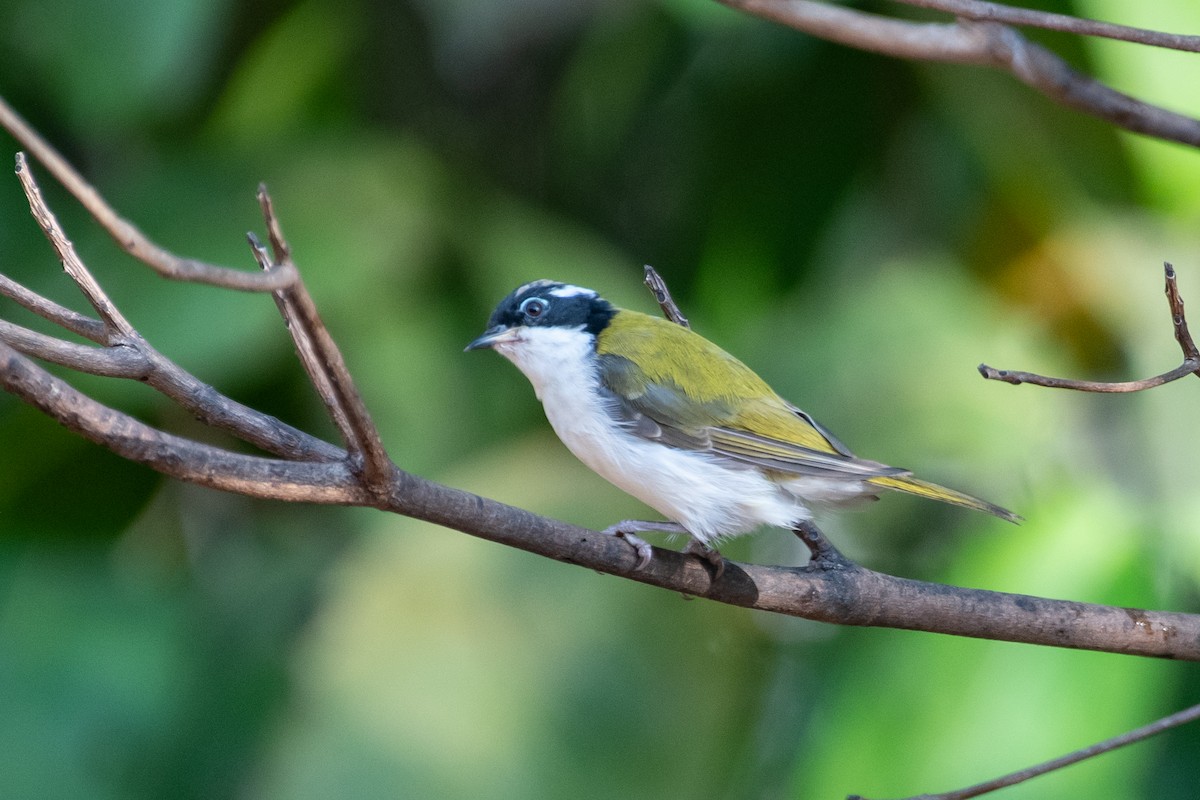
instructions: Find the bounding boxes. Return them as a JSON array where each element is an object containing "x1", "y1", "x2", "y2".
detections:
[{"x1": 519, "y1": 297, "x2": 548, "y2": 319}]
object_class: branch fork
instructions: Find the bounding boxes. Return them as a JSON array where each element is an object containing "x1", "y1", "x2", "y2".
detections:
[{"x1": 980, "y1": 264, "x2": 1200, "y2": 392}]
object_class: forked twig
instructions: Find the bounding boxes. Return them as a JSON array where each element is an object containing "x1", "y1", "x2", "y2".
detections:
[
  {"x1": 15, "y1": 153, "x2": 135, "y2": 339},
  {"x1": 1, "y1": 105, "x2": 393, "y2": 488},
  {"x1": 717, "y1": 0, "x2": 1200, "y2": 149},
  {"x1": 250, "y1": 186, "x2": 393, "y2": 498},
  {"x1": 980, "y1": 264, "x2": 1200, "y2": 392},
  {"x1": 3, "y1": 154, "x2": 341, "y2": 461}
]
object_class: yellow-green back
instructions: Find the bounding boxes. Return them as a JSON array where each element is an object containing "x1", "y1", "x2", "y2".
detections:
[{"x1": 596, "y1": 310, "x2": 839, "y2": 454}]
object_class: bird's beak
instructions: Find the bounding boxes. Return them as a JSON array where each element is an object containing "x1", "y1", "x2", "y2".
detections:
[{"x1": 464, "y1": 325, "x2": 518, "y2": 352}]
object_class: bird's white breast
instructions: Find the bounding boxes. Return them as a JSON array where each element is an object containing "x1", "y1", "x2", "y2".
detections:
[{"x1": 493, "y1": 326, "x2": 809, "y2": 543}]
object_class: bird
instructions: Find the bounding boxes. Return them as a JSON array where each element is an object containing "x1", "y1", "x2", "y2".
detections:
[{"x1": 466, "y1": 279, "x2": 1018, "y2": 573}]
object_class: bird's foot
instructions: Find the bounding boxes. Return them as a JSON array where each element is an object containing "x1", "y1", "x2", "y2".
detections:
[
  {"x1": 601, "y1": 520, "x2": 686, "y2": 570},
  {"x1": 683, "y1": 539, "x2": 726, "y2": 580},
  {"x1": 792, "y1": 520, "x2": 849, "y2": 570}
]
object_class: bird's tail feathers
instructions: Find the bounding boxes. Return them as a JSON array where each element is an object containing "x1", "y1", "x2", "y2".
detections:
[{"x1": 867, "y1": 475, "x2": 1021, "y2": 523}]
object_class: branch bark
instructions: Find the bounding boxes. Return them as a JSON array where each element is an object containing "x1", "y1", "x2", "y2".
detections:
[
  {"x1": 896, "y1": 0, "x2": 1200, "y2": 53},
  {"x1": 717, "y1": 0, "x2": 1200, "y2": 149}
]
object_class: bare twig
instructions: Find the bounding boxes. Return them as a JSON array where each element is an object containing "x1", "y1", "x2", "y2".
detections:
[
  {"x1": 895, "y1": 0, "x2": 1200, "y2": 53},
  {"x1": 716, "y1": 0, "x2": 1200, "y2": 149},
  {"x1": 0, "y1": 272, "x2": 107, "y2": 342},
  {"x1": 853, "y1": 700, "x2": 1200, "y2": 800},
  {"x1": 15, "y1": 153, "x2": 134, "y2": 339},
  {"x1": 0, "y1": 100, "x2": 392, "y2": 482},
  {"x1": 980, "y1": 263, "x2": 1200, "y2": 392},
  {"x1": 0, "y1": 96, "x2": 296, "y2": 292},
  {"x1": 251, "y1": 187, "x2": 394, "y2": 498},
  {"x1": 643, "y1": 265, "x2": 691, "y2": 328},
  {"x1": 0, "y1": 340, "x2": 361, "y2": 502},
  {"x1": 2, "y1": 160, "x2": 341, "y2": 461}
]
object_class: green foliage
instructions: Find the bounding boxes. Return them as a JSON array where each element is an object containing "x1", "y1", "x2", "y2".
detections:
[{"x1": 1, "y1": 1, "x2": 1198, "y2": 797}]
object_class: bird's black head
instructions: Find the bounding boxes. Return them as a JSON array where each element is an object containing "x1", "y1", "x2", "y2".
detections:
[{"x1": 466, "y1": 281, "x2": 615, "y2": 351}]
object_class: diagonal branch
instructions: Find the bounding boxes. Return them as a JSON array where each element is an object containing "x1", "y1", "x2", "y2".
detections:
[
  {"x1": 856, "y1": 700, "x2": 1200, "y2": 799},
  {"x1": 643, "y1": 265, "x2": 691, "y2": 328},
  {"x1": 3, "y1": 138, "x2": 385, "y2": 470},
  {"x1": 716, "y1": 0, "x2": 1200, "y2": 149},
  {"x1": 15, "y1": 153, "x2": 134, "y2": 339},
  {"x1": 0, "y1": 272, "x2": 107, "y2": 342},
  {"x1": 0, "y1": 340, "x2": 361, "y2": 502},
  {"x1": 1, "y1": 161, "x2": 343, "y2": 461},
  {"x1": 980, "y1": 263, "x2": 1200, "y2": 392},
  {"x1": 895, "y1": 0, "x2": 1200, "y2": 53},
  {"x1": 0, "y1": 97, "x2": 296, "y2": 292},
  {"x1": 249, "y1": 187, "x2": 394, "y2": 497}
]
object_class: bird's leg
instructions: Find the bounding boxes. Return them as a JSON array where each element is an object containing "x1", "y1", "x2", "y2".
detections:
[
  {"x1": 601, "y1": 520, "x2": 687, "y2": 570},
  {"x1": 683, "y1": 538, "x2": 726, "y2": 579},
  {"x1": 792, "y1": 520, "x2": 849, "y2": 570}
]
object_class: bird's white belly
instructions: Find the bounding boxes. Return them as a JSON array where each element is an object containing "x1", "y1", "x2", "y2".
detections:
[{"x1": 540, "y1": 383, "x2": 808, "y2": 543}]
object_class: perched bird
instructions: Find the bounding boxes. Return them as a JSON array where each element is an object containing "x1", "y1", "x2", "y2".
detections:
[{"x1": 467, "y1": 280, "x2": 1018, "y2": 572}]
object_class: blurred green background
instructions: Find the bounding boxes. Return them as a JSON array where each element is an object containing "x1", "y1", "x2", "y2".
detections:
[{"x1": 1, "y1": 0, "x2": 1199, "y2": 797}]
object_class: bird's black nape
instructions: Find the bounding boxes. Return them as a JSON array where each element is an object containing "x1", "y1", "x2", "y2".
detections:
[{"x1": 487, "y1": 280, "x2": 615, "y2": 335}]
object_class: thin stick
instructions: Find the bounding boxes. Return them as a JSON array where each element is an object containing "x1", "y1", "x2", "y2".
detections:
[
  {"x1": 252, "y1": 188, "x2": 394, "y2": 498},
  {"x1": 247, "y1": 232, "x2": 356, "y2": 450},
  {"x1": 980, "y1": 264, "x2": 1200, "y2": 393},
  {"x1": 643, "y1": 265, "x2": 690, "y2": 328},
  {"x1": 0, "y1": 97, "x2": 296, "y2": 292},
  {"x1": 3, "y1": 155, "x2": 343, "y2": 462},
  {"x1": 15, "y1": 153, "x2": 134, "y2": 339},
  {"x1": 0, "y1": 318, "x2": 147, "y2": 377},
  {"x1": 895, "y1": 0, "x2": 1200, "y2": 53},
  {"x1": 852, "y1": 701, "x2": 1200, "y2": 800},
  {"x1": 0, "y1": 272, "x2": 107, "y2": 343},
  {"x1": 0, "y1": 339, "x2": 363, "y2": 503}
]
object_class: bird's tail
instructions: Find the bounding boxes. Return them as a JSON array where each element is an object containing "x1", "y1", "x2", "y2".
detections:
[{"x1": 867, "y1": 474, "x2": 1021, "y2": 523}]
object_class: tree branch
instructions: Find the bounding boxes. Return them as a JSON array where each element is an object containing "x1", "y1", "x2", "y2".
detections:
[
  {"x1": 716, "y1": 0, "x2": 1200, "y2": 149},
  {"x1": 895, "y1": 0, "x2": 1200, "y2": 53},
  {"x1": 4, "y1": 332, "x2": 1197, "y2": 660},
  {"x1": 0, "y1": 340, "x2": 363, "y2": 503},
  {"x1": 0, "y1": 97, "x2": 296, "y2": 292},
  {"x1": 980, "y1": 263, "x2": 1200, "y2": 392},
  {"x1": 246, "y1": 185, "x2": 394, "y2": 496}
]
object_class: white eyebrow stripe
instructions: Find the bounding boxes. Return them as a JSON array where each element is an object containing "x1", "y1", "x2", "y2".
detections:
[
  {"x1": 515, "y1": 279, "x2": 555, "y2": 296},
  {"x1": 549, "y1": 285, "x2": 595, "y2": 298}
]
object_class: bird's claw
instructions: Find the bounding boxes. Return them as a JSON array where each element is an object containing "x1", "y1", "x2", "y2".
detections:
[
  {"x1": 683, "y1": 539, "x2": 725, "y2": 580},
  {"x1": 624, "y1": 532, "x2": 653, "y2": 570},
  {"x1": 601, "y1": 523, "x2": 654, "y2": 569}
]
